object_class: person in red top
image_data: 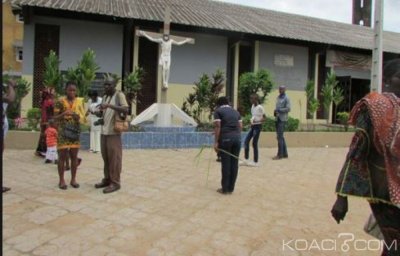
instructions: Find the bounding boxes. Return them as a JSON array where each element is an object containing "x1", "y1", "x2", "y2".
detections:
[
  {"x1": 36, "y1": 88, "x2": 56, "y2": 157},
  {"x1": 44, "y1": 119, "x2": 58, "y2": 164}
]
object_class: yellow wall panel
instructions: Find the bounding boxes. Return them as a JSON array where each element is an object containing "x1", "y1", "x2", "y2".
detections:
[{"x1": 2, "y1": 2, "x2": 24, "y2": 73}]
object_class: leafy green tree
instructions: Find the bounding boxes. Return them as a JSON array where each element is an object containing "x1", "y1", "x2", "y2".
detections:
[{"x1": 238, "y1": 69, "x2": 274, "y2": 115}]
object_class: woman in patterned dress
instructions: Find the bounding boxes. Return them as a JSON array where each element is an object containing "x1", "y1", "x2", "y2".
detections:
[
  {"x1": 53, "y1": 82, "x2": 85, "y2": 190},
  {"x1": 331, "y1": 59, "x2": 400, "y2": 256}
]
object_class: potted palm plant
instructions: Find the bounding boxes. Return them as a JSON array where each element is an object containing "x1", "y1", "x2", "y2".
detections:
[{"x1": 123, "y1": 67, "x2": 145, "y2": 106}]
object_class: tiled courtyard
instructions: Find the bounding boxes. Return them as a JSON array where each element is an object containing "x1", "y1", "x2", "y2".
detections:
[{"x1": 3, "y1": 148, "x2": 379, "y2": 256}]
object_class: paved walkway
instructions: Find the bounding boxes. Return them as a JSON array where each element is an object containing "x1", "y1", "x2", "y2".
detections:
[{"x1": 3, "y1": 148, "x2": 379, "y2": 256}]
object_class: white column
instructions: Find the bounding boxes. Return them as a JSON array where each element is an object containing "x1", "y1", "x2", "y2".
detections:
[
  {"x1": 131, "y1": 26, "x2": 140, "y2": 115},
  {"x1": 253, "y1": 41, "x2": 260, "y2": 72},
  {"x1": 313, "y1": 53, "x2": 319, "y2": 122},
  {"x1": 233, "y1": 43, "x2": 240, "y2": 109},
  {"x1": 133, "y1": 26, "x2": 139, "y2": 69},
  {"x1": 371, "y1": 0, "x2": 384, "y2": 93}
]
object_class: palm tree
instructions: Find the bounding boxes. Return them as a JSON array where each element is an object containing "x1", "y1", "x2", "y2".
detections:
[
  {"x1": 332, "y1": 86, "x2": 345, "y2": 123},
  {"x1": 320, "y1": 71, "x2": 338, "y2": 124}
]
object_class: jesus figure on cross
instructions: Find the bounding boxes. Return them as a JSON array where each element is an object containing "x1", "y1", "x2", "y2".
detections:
[{"x1": 139, "y1": 31, "x2": 194, "y2": 89}]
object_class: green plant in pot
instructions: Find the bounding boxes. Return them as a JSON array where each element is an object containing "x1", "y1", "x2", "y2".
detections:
[
  {"x1": 64, "y1": 48, "x2": 99, "y2": 98},
  {"x1": 304, "y1": 79, "x2": 320, "y2": 130},
  {"x1": 320, "y1": 70, "x2": 338, "y2": 124},
  {"x1": 332, "y1": 86, "x2": 345, "y2": 124},
  {"x1": 43, "y1": 50, "x2": 62, "y2": 95},
  {"x1": 123, "y1": 67, "x2": 145, "y2": 105}
]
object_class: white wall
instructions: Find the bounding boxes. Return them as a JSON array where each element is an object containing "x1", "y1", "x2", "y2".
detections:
[
  {"x1": 259, "y1": 42, "x2": 309, "y2": 91},
  {"x1": 168, "y1": 31, "x2": 228, "y2": 85}
]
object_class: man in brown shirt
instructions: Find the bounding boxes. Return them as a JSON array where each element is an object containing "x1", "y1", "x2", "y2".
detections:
[{"x1": 94, "y1": 78, "x2": 129, "y2": 194}]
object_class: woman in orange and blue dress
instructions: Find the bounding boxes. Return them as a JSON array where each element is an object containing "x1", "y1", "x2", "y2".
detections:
[{"x1": 53, "y1": 81, "x2": 86, "y2": 190}]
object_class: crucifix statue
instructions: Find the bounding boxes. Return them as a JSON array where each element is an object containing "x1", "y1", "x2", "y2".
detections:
[
  {"x1": 131, "y1": 7, "x2": 197, "y2": 128},
  {"x1": 137, "y1": 7, "x2": 195, "y2": 90}
]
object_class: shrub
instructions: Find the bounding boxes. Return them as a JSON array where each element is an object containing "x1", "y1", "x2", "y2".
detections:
[
  {"x1": 196, "y1": 122, "x2": 214, "y2": 132},
  {"x1": 260, "y1": 116, "x2": 300, "y2": 132},
  {"x1": 337, "y1": 112, "x2": 350, "y2": 131},
  {"x1": 262, "y1": 117, "x2": 276, "y2": 132},
  {"x1": 241, "y1": 114, "x2": 252, "y2": 131},
  {"x1": 8, "y1": 118, "x2": 16, "y2": 130},
  {"x1": 3, "y1": 76, "x2": 31, "y2": 119},
  {"x1": 26, "y1": 108, "x2": 41, "y2": 130},
  {"x1": 182, "y1": 69, "x2": 225, "y2": 123},
  {"x1": 286, "y1": 117, "x2": 300, "y2": 131}
]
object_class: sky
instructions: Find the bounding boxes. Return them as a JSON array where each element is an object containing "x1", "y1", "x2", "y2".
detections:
[{"x1": 217, "y1": 0, "x2": 400, "y2": 33}]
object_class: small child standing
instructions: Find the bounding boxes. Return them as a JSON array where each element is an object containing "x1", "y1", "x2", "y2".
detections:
[{"x1": 45, "y1": 119, "x2": 58, "y2": 164}]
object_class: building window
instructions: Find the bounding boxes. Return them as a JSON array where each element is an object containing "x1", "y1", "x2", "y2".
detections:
[
  {"x1": 16, "y1": 48, "x2": 23, "y2": 62},
  {"x1": 16, "y1": 14, "x2": 24, "y2": 23}
]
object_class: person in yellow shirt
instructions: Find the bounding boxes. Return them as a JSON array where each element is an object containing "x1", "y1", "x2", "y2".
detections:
[{"x1": 53, "y1": 82, "x2": 86, "y2": 190}]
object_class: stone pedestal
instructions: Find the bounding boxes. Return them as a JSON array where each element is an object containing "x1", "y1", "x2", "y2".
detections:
[{"x1": 131, "y1": 103, "x2": 197, "y2": 127}]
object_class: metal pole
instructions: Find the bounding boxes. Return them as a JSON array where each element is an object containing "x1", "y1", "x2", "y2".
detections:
[{"x1": 370, "y1": 0, "x2": 384, "y2": 93}]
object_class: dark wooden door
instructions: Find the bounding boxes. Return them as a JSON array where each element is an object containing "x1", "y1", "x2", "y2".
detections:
[
  {"x1": 226, "y1": 42, "x2": 236, "y2": 106},
  {"x1": 237, "y1": 43, "x2": 254, "y2": 114},
  {"x1": 33, "y1": 24, "x2": 60, "y2": 107},
  {"x1": 239, "y1": 44, "x2": 253, "y2": 77},
  {"x1": 137, "y1": 37, "x2": 158, "y2": 115}
]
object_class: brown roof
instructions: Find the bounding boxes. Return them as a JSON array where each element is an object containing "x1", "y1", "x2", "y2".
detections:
[{"x1": 11, "y1": 0, "x2": 400, "y2": 53}]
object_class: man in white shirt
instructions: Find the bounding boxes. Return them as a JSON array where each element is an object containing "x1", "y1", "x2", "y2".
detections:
[{"x1": 242, "y1": 94, "x2": 266, "y2": 167}]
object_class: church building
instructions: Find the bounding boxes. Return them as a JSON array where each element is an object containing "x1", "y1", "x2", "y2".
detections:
[{"x1": 11, "y1": 0, "x2": 400, "y2": 123}]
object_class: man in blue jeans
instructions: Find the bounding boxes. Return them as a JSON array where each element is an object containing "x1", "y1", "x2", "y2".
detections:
[
  {"x1": 273, "y1": 86, "x2": 291, "y2": 160},
  {"x1": 213, "y1": 97, "x2": 242, "y2": 194},
  {"x1": 243, "y1": 94, "x2": 266, "y2": 167}
]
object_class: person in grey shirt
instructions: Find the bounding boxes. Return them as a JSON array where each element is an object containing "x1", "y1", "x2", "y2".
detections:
[{"x1": 273, "y1": 85, "x2": 291, "y2": 160}]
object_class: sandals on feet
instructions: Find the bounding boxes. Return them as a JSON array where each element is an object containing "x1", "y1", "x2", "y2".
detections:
[
  {"x1": 59, "y1": 184, "x2": 67, "y2": 190},
  {"x1": 70, "y1": 183, "x2": 80, "y2": 189}
]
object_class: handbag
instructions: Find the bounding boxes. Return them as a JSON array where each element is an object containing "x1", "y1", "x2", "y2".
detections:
[
  {"x1": 64, "y1": 123, "x2": 80, "y2": 141},
  {"x1": 363, "y1": 214, "x2": 384, "y2": 240},
  {"x1": 114, "y1": 92, "x2": 129, "y2": 133}
]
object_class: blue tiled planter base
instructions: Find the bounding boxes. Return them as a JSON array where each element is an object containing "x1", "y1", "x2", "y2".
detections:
[{"x1": 80, "y1": 132, "x2": 247, "y2": 149}]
